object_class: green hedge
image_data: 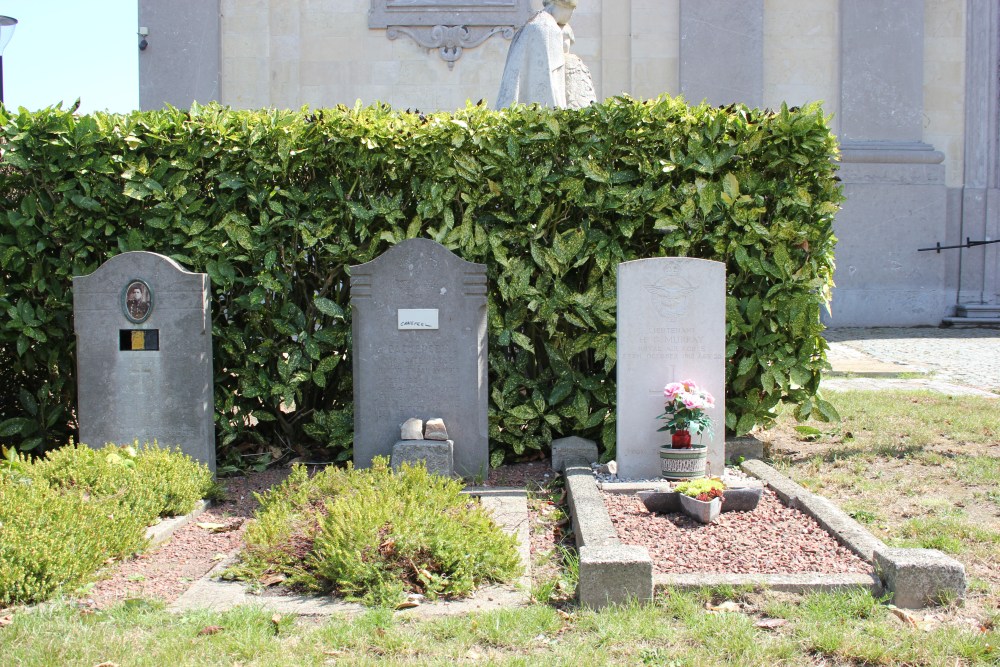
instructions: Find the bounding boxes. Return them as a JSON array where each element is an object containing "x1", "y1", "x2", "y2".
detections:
[{"x1": 0, "y1": 98, "x2": 842, "y2": 466}]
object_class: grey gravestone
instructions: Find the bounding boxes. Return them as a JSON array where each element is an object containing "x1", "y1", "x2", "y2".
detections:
[
  {"x1": 616, "y1": 257, "x2": 726, "y2": 479},
  {"x1": 351, "y1": 238, "x2": 488, "y2": 479},
  {"x1": 74, "y1": 251, "x2": 215, "y2": 472}
]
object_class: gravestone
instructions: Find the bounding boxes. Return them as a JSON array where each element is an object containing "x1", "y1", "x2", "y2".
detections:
[
  {"x1": 74, "y1": 251, "x2": 215, "y2": 472},
  {"x1": 616, "y1": 257, "x2": 726, "y2": 479},
  {"x1": 351, "y1": 238, "x2": 488, "y2": 479}
]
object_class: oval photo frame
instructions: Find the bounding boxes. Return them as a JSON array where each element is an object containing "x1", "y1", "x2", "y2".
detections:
[{"x1": 122, "y1": 279, "x2": 153, "y2": 323}]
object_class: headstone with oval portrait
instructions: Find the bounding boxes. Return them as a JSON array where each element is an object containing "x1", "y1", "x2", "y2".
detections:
[{"x1": 73, "y1": 251, "x2": 215, "y2": 471}]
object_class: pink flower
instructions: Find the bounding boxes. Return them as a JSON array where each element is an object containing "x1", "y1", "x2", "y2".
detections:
[{"x1": 663, "y1": 382, "x2": 685, "y2": 401}]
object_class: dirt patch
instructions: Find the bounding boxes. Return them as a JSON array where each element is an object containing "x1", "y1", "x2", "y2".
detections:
[{"x1": 603, "y1": 489, "x2": 873, "y2": 576}]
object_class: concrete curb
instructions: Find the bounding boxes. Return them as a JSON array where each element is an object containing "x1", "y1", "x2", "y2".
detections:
[
  {"x1": 145, "y1": 500, "x2": 211, "y2": 549},
  {"x1": 563, "y1": 462, "x2": 653, "y2": 608},
  {"x1": 559, "y1": 452, "x2": 964, "y2": 608},
  {"x1": 168, "y1": 488, "x2": 532, "y2": 617},
  {"x1": 740, "y1": 460, "x2": 967, "y2": 608},
  {"x1": 654, "y1": 572, "x2": 881, "y2": 594}
]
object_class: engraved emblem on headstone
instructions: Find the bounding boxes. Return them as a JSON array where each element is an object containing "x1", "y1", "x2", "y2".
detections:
[
  {"x1": 122, "y1": 279, "x2": 153, "y2": 323},
  {"x1": 644, "y1": 275, "x2": 696, "y2": 318}
]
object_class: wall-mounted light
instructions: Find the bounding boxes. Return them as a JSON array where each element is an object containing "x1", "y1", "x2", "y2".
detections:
[
  {"x1": 138, "y1": 26, "x2": 149, "y2": 51},
  {"x1": 0, "y1": 15, "x2": 17, "y2": 103}
]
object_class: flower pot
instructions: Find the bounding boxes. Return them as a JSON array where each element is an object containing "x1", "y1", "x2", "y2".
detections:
[
  {"x1": 678, "y1": 493, "x2": 722, "y2": 524},
  {"x1": 671, "y1": 429, "x2": 692, "y2": 448},
  {"x1": 659, "y1": 444, "x2": 707, "y2": 480}
]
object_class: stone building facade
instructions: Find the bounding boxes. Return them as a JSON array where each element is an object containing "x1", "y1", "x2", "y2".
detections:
[{"x1": 138, "y1": 0, "x2": 999, "y2": 328}]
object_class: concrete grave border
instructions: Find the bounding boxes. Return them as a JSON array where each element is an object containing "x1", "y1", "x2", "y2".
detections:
[{"x1": 553, "y1": 437, "x2": 966, "y2": 610}]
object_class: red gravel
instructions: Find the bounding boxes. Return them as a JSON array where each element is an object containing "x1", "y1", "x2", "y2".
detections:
[
  {"x1": 84, "y1": 467, "x2": 291, "y2": 609},
  {"x1": 603, "y1": 488, "x2": 875, "y2": 576}
]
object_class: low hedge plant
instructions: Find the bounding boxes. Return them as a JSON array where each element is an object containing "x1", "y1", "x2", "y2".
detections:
[
  {"x1": 0, "y1": 442, "x2": 215, "y2": 605},
  {"x1": 231, "y1": 458, "x2": 521, "y2": 607}
]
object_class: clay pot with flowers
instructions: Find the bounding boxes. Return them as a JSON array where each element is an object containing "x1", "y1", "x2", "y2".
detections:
[{"x1": 657, "y1": 380, "x2": 714, "y2": 480}]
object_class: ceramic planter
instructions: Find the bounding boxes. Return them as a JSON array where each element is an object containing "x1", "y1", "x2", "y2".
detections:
[
  {"x1": 678, "y1": 493, "x2": 722, "y2": 523},
  {"x1": 659, "y1": 444, "x2": 707, "y2": 480}
]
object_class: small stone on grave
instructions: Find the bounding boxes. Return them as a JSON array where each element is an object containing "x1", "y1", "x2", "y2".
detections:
[
  {"x1": 401, "y1": 418, "x2": 424, "y2": 440},
  {"x1": 391, "y1": 439, "x2": 454, "y2": 477},
  {"x1": 424, "y1": 418, "x2": 449, "y2": 441}
]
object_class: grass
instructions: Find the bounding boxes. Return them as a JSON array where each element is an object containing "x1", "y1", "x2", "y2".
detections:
[
  {"x1": 2, "y1": 591, "x2": 997, "y2": 666},
  {"x1": 1, "y1": 388, "x2": 997, "y2": 665}
]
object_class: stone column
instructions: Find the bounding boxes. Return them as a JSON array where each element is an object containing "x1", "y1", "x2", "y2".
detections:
[
  {"x1": 679, "y1": 0, "x2": 763, "y2": 107},
  {"x1": 952, "y1": 0, "x2": 1000, "y2": 316},
  {"x1": 830, "y1": 0, "x2": 948, "y2": 326}
]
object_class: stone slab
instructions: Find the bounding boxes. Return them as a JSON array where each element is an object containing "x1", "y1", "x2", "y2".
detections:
[
  {"x1": 578, "y1": 544, "x2": 653, "y2": 609},
  {"x1": 874, "y1": 547, "x2": 967, "y2": 609},
  {"x1": 391, "y1": 439, "x2": 454, "y2": 477},
  {"x1": 725, "y1": 435, "x2": 764, "y2": 462},
  {"x1": 564, "y1": 464, "x2": 621, "y2": 548},
  {"x1": 351, "y1": 239, "x2": 488, "y2": 479},
  {"x1": 654, "y1": 572, "x2": 882, "y2": 595},
  {"x1": 145, "y1": 500, "x2": 211, "y2": 549},
  {"x1": 551, "y1": 436, "x2": 598, "y2": 472},
  {"x1": 73, "y1": 251, "x2": 215, "y2": 472},
  {"x1": 822, "y1": 378, "x2": 999, "y2": 398},
  {"x1": 616, "y1": 258, "x2": 726, "y2": 479},
  {"x1": 170, "y1": 489, "x2": 531, "y2": 616}
]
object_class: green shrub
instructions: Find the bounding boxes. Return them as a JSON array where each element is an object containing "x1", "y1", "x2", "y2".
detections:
[
  {"x1": 233, "y1": 458, "x2": 521, "y2": 606},
  {"x1": 0, "y1": 442, "x2": 214, "y2": 605},
  {"x1": 31, "y1": 441, "x2": 214, "y2": 521},
  {"x1": 0, "y1": 98, "x2": 842, "y2": 463},
  {"x1": 0, "y1": 475, "x2": 148, "y2": 605}
]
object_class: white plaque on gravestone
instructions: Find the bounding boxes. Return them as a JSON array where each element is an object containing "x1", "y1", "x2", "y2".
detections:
[
  {"x1": 397, "y1": 309, "x2": 439, "y2": 330},
  {"x1": 616, "y1": 257, "x2": 726, "y2": 479}
]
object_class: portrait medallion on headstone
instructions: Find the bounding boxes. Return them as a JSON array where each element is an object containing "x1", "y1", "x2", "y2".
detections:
[{"x1": 122, "y1": 279, "x2": 153, "y2": 323}]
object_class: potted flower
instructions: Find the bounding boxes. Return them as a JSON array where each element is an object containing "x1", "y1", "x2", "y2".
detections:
[
  {"x1": 657, "y1": 379, "x2": 714, "y2": 480},
  {"x1": 674, "y1": 477, "x2": 726, "y2": 523},
  {"x1": 657, "y1": 380, "x2": 714, "y2": 447}
]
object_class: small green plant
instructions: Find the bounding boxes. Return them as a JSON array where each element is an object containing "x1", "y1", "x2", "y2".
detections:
[
  {"x1": 673, "y1": 477, "x2": 726, "y2": 501},
  {"x1": 0, "y1": 441, "x2": 215, "y2": 605},
  {"x1": 233, "y1": 458, "x2": 521, "y2": 607}
]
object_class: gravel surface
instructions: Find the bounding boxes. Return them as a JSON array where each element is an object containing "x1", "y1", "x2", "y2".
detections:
[
  {"x1": 84, "y1": 468, "x2": 291, "y2": 609},
  {"x1": 825, "y1": 326, "x2": 1000, "y2": 390},
  {"x1": 603, "y1": 488, "x2": 874, "y2": 576}
]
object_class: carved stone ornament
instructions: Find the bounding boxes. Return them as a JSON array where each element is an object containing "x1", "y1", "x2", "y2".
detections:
[{"x1": 369, "y1": 0, "x2": 532, "y2": 68}]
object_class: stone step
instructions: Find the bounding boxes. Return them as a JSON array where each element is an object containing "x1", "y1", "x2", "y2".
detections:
[{"x1": 954, "y1": 303, "x2": 1000, "y2": 318}]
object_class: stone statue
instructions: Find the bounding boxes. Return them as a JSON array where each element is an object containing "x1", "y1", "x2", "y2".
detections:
[
  {"x1": 562, "y1": 25, "x2": 596, "y2": 109},
  {"x1": 495, "y1": 0, "x2": 578, "y2": 109}
]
